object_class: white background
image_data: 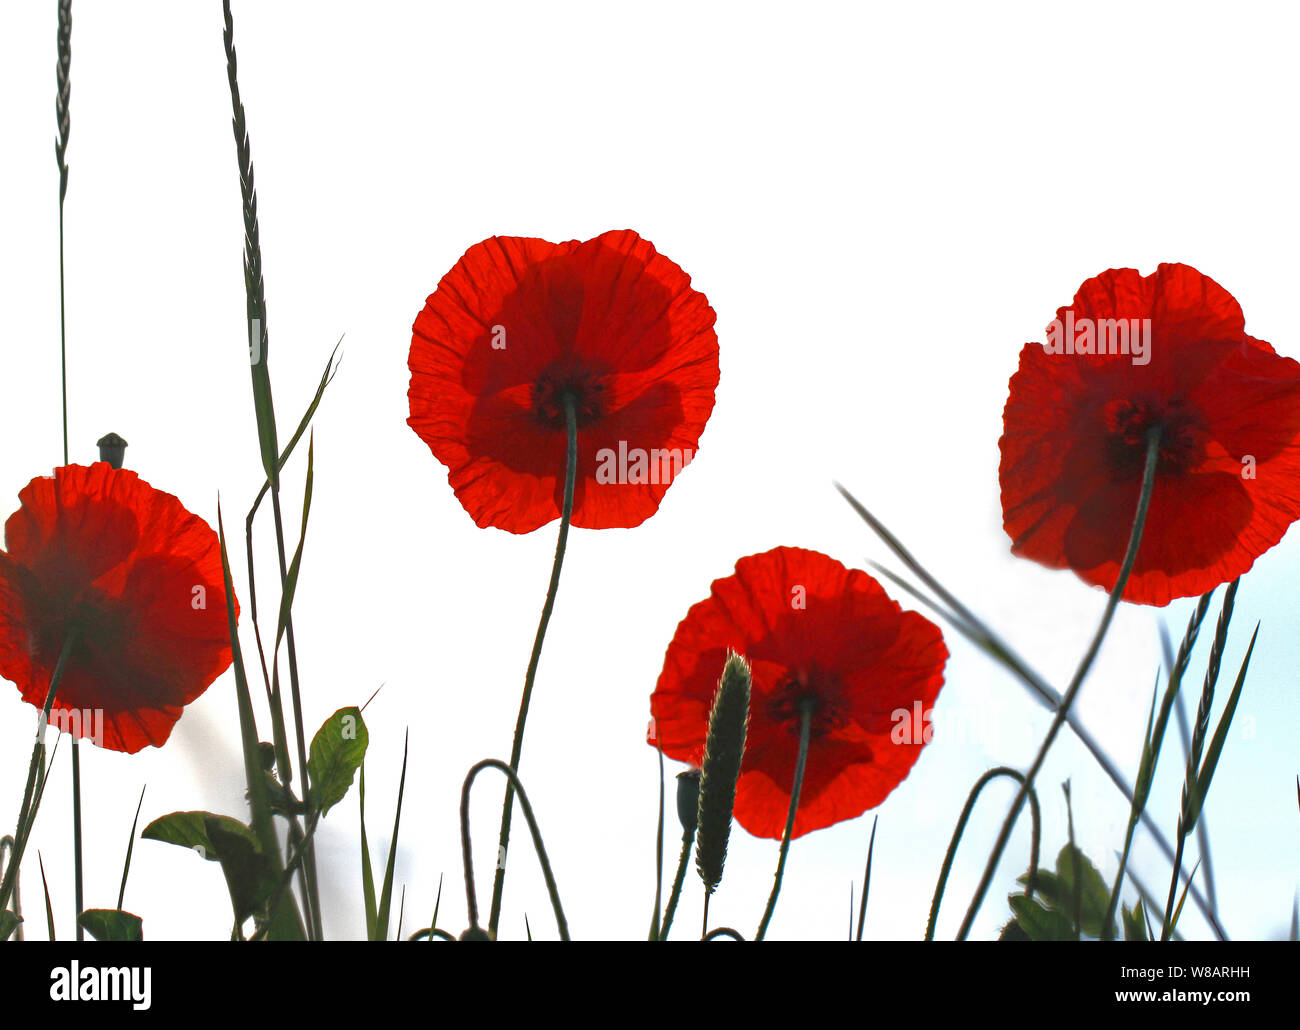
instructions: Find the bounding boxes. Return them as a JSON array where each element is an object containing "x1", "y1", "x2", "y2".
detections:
[{"x1": 0, "y1": 0, "x2": 1296, "y2": 941}]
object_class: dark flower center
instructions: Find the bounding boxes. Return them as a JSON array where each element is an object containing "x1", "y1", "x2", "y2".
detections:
[
  {"x1": 1101, "y1": 397, "x2": 1208, "y2": 479},
  {"x1": 767, "y1": 666, "x2": 848, "y2": 737},
  {"x1": 532, "y1": 364, "x2": 608, "y2": 430}
]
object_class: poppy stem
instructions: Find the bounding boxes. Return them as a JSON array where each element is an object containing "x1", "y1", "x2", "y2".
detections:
[
  {"x1": 487, "y1": 394, "x2": 578, "y2": 936},
  {"x1": 461, "y1": 759, "x2": 569, "y2": 940},
  {"x1": 755, "y1": 699, "x2": 815, "y2": 941},
  {"x1": 54, "y1": 0, "x2": 81, "y2": 942},
  {"x1": 70, "y1": 740, "x2": 82, "y2": 939},
  {"x1": 925, "y1": 767, "x2": 1040, "y2": 941},
  {"x1": 956, "y1": 425, "x2": 1162, "y2": 941},
  {"x1": 0, "y1": 630, "x2": 78, "y2": 919},
  {"x1": 658, "y1": 829, "x2": 694, "y2": 940}
]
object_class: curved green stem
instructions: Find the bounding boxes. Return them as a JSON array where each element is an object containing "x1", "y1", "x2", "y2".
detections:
[
  {"x1": 926, "y1": 767, "x2": 1040, "y2": 940},
  {"x1": 956, "y1": 426, "x2": 1161, "y2": 940},
  {"x1": 755, "y1": 700, "x2": 814, "y2": 941},
  {"x1": 488, "y1": 396, "x2": 577, "y2": 936},
  {"x1": 461, "y1": 759, "x2": 569, "y2": 940},
  {"x1": 703, "y1": 926, "x2": 746, "y2": 941}
]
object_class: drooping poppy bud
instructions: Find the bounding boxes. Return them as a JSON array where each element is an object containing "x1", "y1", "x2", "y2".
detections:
[
  {"x1": 96, "y1": 432, "x2": 128, "y2": 469},
  {"x1": 675, "y1": 769, "x2": 701, "y2": 834}
]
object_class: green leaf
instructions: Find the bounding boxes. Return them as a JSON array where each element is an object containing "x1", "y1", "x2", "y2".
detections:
[
  {"x1": 1019, "y1": 845, "x2": 1112, "y2": 939},
  {"x1": 142, "y1": 811, "x2": 260, "y2": 861},
  {"x1": 997, "y1": 917, "x2": 1032, "y2": 941},
  {"x1": 206, "y1": 817, "x2": 275, "y2": 924},
  {"x1": 0, "y1": 910, "x2": 21, "y2": 941},
  {"x1": 1122, "y1": 901, "x2": 1149, "y2": 942},
  {"x1": 262, "y1": 890, "x2": 307, "y2": 941},
  {"x1": 78, "y1": 909, "x2": 143, "y2": 942},
  {"x1": 1007, "y1": 894, "x2": 1075, "y2": 941},
  {"x1": 307, "y1": 707, "x2": 369, "y2": 817}
]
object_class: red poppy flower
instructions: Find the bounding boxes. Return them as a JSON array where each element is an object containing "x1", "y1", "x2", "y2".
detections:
[
  {"x1": 648, "y1": 547, "x2": 948, "y2": 839},
  {"x1": 999, "y1": 263, "x2": 1300, "y2": 606},
  {"x1": 0, "y1": 463, "x2": 235, "y2": 753},
  {"x1": 407, "y1": 229, "x2": 719, "y2": 533}
]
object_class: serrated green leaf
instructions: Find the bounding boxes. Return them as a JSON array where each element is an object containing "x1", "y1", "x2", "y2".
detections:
[
  {"x1": 1008, "y1": 894, "x2": 1076, "y2": 941},
  {"x1": 142, "y1": 811, "x2": 259, "y2": 861},
  {"x1": 78, "y1": 909, "x2": 143, "y2": 942},
  {"x1": 998, "y1": 917, "x2": 1031, "y2": 941},
  {"x1": 307, "y1": 707, "x2": 368, "y2": 817},
  {"x1": 1020, "y1": 845, "x2": 1112, "y2": 938}
]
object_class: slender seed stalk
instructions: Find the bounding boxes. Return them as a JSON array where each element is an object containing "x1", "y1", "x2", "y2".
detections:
[
  {"x1": 956, "y1": 426, "x2": 1162, "y2": 940},
  {"x1": 488, "y1": 395, "x2": 578, "y2": 935},
  {"x1": 755, "y1": 699, "x2": 814, "y2": 940},
  {"x1": 53, "y1": 0, "x2": 85, "y2": 943},
  {"x1": 659, "y1": 830, "x2": 694, "y2": 940}
]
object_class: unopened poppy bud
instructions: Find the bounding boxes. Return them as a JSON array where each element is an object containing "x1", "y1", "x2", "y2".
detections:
[
  {"x1": 676, "y1": 769, "x2": 701, "y2": 834},
  {"x1": 96, "y1": 432, "x2": 128, "y2": 469},
  {"x1": 695, "y1": 651, "x2": 750, "y2": 895},
  {"x1": 459, "y1": 926, "x2": 493, "y2": 941}
]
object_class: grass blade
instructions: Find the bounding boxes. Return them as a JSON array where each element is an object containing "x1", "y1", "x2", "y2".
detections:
[
  {"x1": 116, "y1": 785, "x2": 147, "y2": 912},
  {"x1": 359, "y1": 765, "x2": 377, "y2": 939},
  {"x1": 1189, "y1": 624, "x2": 1258, "y2": 829},
  {"x1": 855, "y1": 815, "x2": 877, "y2": 941},
  {"x1": 38, "y1": 853, "x2": 55, "y2": 941},
  {"x1": 375, "y1": 731, "x2": 410, "y2": 941}
]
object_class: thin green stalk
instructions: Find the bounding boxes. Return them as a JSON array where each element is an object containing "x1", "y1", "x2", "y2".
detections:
[
  {"x1": 268, "y1": 484, "x2": 320, "y2": 938},
  {"x1": 649, "y1": 744, "x2": 665, "y2": 940},
  {"x1": 70, "y1": 740, "x2": 82, "y2": 939},
  {"x1": 0, "y1": 837, "x2": 21, "y2": 940},
  {"x1": 461, "y1": 759, "x2": 568, "y2": 940},
  {"x1": 659, "y1": 831, "x2": 693, "y2": 940},
  {"x1": 488, "y1": 395, "x2": 578, "y2": 935},
  {"x1": 53, "y1": 0, "x2": 84, "y2": 943},
  {"x1": 0, "y1": 631, "x2": 78, "y2": 915},
  {"x1": 926, "y1": 767, "x2": 1040, "y2": 941},
  {"x1": 956, "y1": 426, "x2": 1161, "y2": 940},
  {"x1": 755, "y1": 699, "x2": 814, "y2": 940}
]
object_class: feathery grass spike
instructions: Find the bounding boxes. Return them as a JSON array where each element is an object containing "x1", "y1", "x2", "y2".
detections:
[{"x1": 695, "y1": 652, "x2": 750, "y2": 895}]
